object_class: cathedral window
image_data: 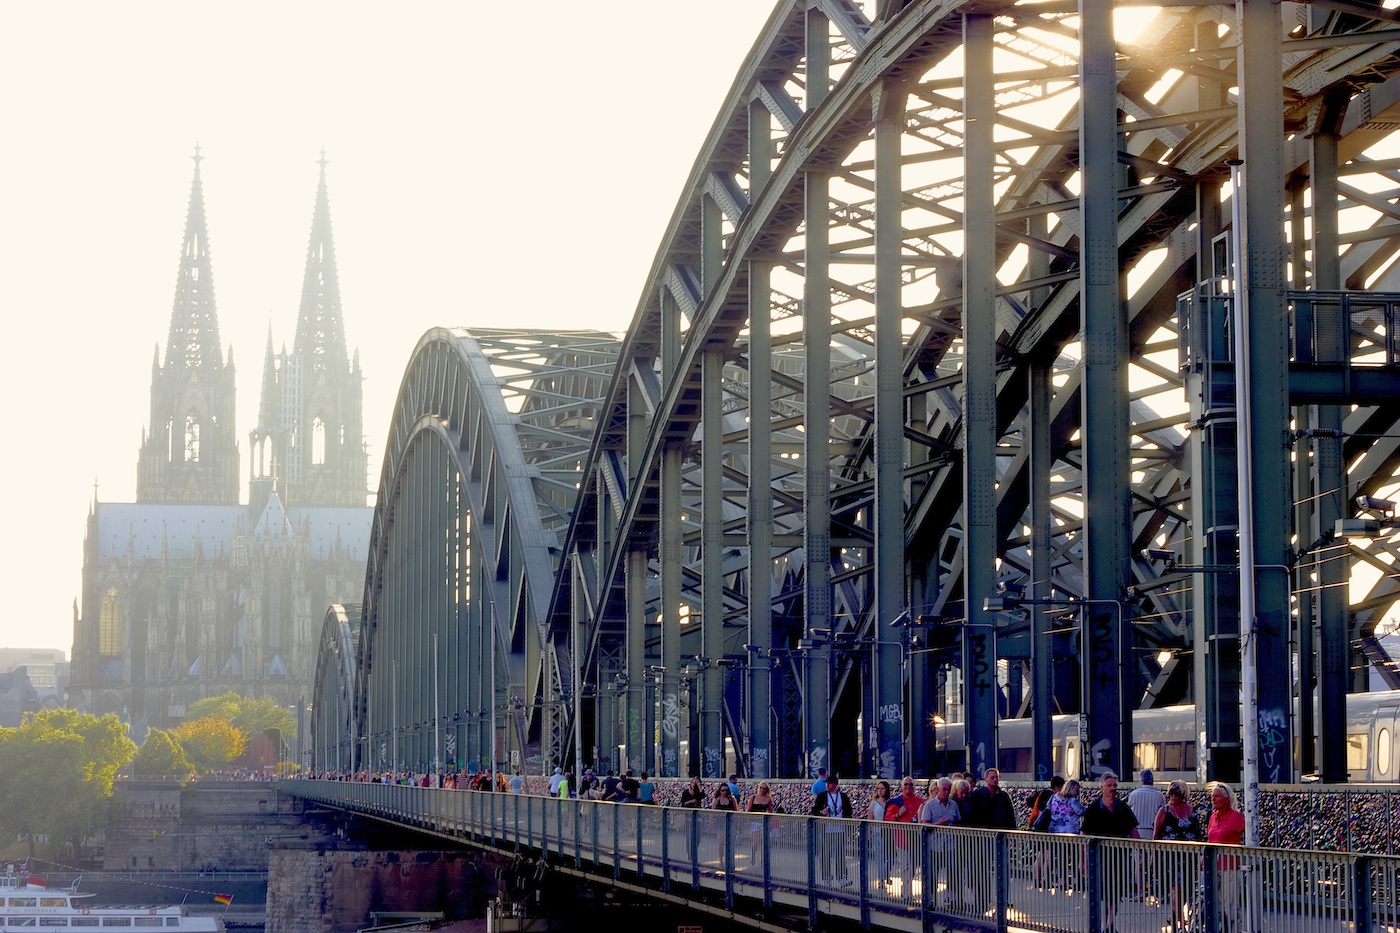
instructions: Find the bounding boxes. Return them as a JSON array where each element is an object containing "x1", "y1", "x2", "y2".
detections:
[
  {"x1": 99, "y1": 586, "x2": 122, "y2": 656},
  {"x1": 312, "y1": 416, "x2": 327, "y2": 465},
  {"x1": 184, "y1": 414, "x2": 201, "y2": 462}
]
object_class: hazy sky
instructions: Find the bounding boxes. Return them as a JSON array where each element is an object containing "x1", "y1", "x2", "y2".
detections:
[{"x1": 0, "y1": 1, "x2": 781, "y2": 654}]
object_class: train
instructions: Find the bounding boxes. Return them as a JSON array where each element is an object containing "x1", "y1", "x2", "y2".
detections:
[{"x1": 935, "y1": 690, "x2": 1400, "y2": 783}]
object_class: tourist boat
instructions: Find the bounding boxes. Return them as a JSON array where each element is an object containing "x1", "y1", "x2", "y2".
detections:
[{"x1": 0, "y1": 868, "x2": 222, "y2": 932}]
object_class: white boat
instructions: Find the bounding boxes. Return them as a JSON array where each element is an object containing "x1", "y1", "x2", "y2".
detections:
[{"x1": 0, "y1": 868, "x2": 222, "y2": 932}]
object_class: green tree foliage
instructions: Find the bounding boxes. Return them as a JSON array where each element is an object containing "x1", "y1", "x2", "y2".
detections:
[
  {"x1": 170, "y1": 717, "x2": 246, "y2": 772},
  {"x1": 0, "y1": 710, "x2": 136, "y2": 857},
  {"x1": 132, "y1": 728, "x2": 193, "y2": 779},
  {"x1": 186, "y1": 692, "x2": 295, "y2": 738}
]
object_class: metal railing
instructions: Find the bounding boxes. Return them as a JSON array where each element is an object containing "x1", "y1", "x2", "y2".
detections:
[{"x1": 282, "y1": 780, "x2": 1400, "y2": 932}]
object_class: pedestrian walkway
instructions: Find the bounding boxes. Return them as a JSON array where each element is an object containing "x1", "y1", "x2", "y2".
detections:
[{"x1": 283, "y1": 780, "x2": 1399, "y2": 932}]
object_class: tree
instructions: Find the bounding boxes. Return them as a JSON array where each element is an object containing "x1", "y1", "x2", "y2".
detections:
[
  {"x1": 187, "y1": 692, "x2": 296, "y2": 738},
  {"x1": 132, "y1": 729, "x2": 193, "y2": 779},
  {"x1": 0, "y1": 711, "x2": 136, "y2": 857},
  {"x1": 170, "y1": 717, "x2": 246, "y2": 773}
]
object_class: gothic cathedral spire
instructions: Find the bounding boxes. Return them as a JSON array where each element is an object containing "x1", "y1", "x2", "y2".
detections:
[
  {"x1": 249, "y1": 151, "x2": 366, "y2": 513},
  {"x1": 137, "y1": 146, "x2": 239, "y2": 504}
]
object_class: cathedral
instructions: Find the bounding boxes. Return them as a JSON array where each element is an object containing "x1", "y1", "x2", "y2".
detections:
[{"x1": 68, "y1": 150, "x2": 372, "y2": 737}]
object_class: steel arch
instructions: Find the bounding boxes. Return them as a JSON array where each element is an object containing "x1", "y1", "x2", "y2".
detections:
[
  {"x1": 310, "y1": 603, "x2": 359, "y2": 773},
  {"x1": 352, "y1": 329, "x2": 618, "y2": 776},
  {"x1": 547, "y1": 0, "x2": 1400, "y2": 784}
]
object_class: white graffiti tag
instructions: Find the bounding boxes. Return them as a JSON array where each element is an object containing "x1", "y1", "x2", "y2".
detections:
[{"x1": 661, "y1": 693, "x2": 680, "y2": 739}]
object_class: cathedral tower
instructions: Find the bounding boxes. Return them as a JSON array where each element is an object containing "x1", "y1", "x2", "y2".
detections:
[
  {"x1": 136, "y1": 147, "x2": 239, "y2": 504},
  {"x1": 250, "y1": 153, "x2": 367, "y2": 512}
]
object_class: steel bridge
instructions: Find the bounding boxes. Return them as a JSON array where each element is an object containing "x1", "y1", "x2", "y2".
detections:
[{"x1": 310, "y1": 0, "x2": 1400, "y2": 787}]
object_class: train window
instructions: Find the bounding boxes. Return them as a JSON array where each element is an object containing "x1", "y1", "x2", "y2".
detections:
[
  {"x1": 1378, "y1": 728, "x2": 1392, "y2": 777},
  {"x1": 1185, "y1": 742, "x2": 1197, "y2": 769},
  {"x1": 1053, "y1": 744, "x2": 1062, "y2": 774},
  {"x1": 1066, "y1": 739, "x2": 1079, "y2": 779},
  {"x1": 1347, "y1": 732, "x2": 1369, "y2": 771},
  {"x1": 1162, "y1": 742, "x2": 1184, "y2": 771},
  {"x1": 1005, "y1": 748, "x2": 1031, "y2": 773},
  {"x1": 1135, "y1": 742, "x2": 1159, "y2": 771}
]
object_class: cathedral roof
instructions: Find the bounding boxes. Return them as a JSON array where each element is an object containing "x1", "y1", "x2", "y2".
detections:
[
  {"x1": 93, "y1": 503, "x2": 372, "y2": 561},
  {"x1": 252, "y1": 490, "x2": 293, "y2": 545}
]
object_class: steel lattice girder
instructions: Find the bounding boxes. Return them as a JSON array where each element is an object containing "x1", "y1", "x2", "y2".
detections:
[
  {"x1": 310, "y1": 603, "x2": 360, "y2": 772},
  {"x1": 544, "y1": 0, "x2": 1400, "y2": 781},
  {"x1": 353, "y1": 329, "x2": 618, "y2": 776}
]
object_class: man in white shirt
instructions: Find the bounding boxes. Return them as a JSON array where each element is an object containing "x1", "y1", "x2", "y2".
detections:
[
  {"x1": 1127, "y1": 769, "x2": 1165, "y2": 838},
  {"x1": 918, "y1": 778, "x2": 959, "y2": 905},
  {"x1": 808, "y1": 775, "x2": 852, "y2": 884},
  {"x1": 1126, "y1": 769, "x2": 1166, "y2": 902}
]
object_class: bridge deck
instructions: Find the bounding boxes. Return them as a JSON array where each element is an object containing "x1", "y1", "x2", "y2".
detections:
[{"x1": 283, "y1": 780, "x2": 1400, "y2": 932}]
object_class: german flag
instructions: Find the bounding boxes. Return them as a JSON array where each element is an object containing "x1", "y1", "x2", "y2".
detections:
[{"x1": 213, "y1": 894, "x2": 233, "y2": 906}]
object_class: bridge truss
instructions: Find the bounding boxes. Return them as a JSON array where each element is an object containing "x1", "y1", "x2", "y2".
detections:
[{"x1": 312, "y1": 0, "x2": 1400, "y2": 785}]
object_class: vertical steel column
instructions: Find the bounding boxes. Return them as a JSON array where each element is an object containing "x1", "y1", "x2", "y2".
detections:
[
  {"x1": 627, "y1": 548, "x2": 649, "y2": 773},
  {"x1": 1187, "y1": 18, "x2": 1242, "y2": 780},
  {"x1": 1188, "y1": 174, "x2": 1243, "y2": 783},
  {"x1": 804, "y1": 163, "x2": 833, "y2": 778},
  {"x1": 1237, "y1": 0, "x2": 1295, "y2": 791},
  {"x1": 1029, "y1": 353, "x2": 1055, "y2": 780},
  {"x1": 700, "y1": 193, "x2": 726, "y2": 777},
  {"x1": 747, "y1": 262, "x2": 774, "y2": 777},
  {"x1": 962, "y1": 13, "x2": 999, "y2": 777},
  {"x1": 1078, "y1": 0, "x2": 1133, "y2": 779},
  {"x1": 661, "y1": 285, "x2": 684, "y2": 778},
  {"x1": 1312, "y1": 118, "x2": 1349, "y2": 781},
  {"x1": 803, "y1": 2, "x2": 833, "y2": 780},
  {"x1": 626, "y1": 365, "x2": 652, "y2": 774},
  {"x1": 1289, "y1": 175, "x2": 1317, "y2": 777},
  {"x1": 873, "y1": 80, "x2": 907, "y2": 781},
  {"x1": 661, "y1": 443, "x2": 684, "y2": 777},
  {"x1": 702, "y1": 349, "x2": 725, "y2": 778},
  {"x1": 907, "y1": 397, "x2": 935, "y2": 772},
  {"x1": 571, "y1": 555, "x2": 585, "y2": 771}
]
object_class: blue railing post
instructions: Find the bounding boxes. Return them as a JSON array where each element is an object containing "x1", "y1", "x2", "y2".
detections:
[
  {"x1": 762, "y1": 815, "x2": 772, "y2": 909},
  {"x1": 592, "y1": 802, "x2": 600, "y2": 867},
  {"x1": 808, "y1": 818, "x2": 819, "y2": 931},
  {"x1": 858, "y1": 820, "x2": 870, "y2": 929},
  {"x1": 725, "y1": 811, "x2": 734, "y2": 910},
  {"x1": 1356, "y1": 855, "x2": 1373, "y2": 933},
  {"x1": 573, "y1": 801, "x2": 582, "y2": 869},
  {"x1": 613, "y1": 805, "x2": 621, "y2": 880},
  {"x1": 994, "y1": 831, "x2": 1009, "y2": 933},
  {"x1": 636, "y1": 804, "x2": 645, "y2": 879},
  {"x1": 690, "y1": 810, "x2": 700, "y2": 892},
  {"x1": 1086, "y1": 838, "x2": 1101, "y2": 933},
  {"x1": 661, "y1": 806, "x2": 672, "y2": 893},
  {"x1": 1201, "y1": 845, "x2": 1219, "y2": 933},
  {"x1": 921, "y1": 827, "x2": 934, "y2": 933}
]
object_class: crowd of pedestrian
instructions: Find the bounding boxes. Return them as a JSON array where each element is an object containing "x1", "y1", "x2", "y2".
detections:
[{"x1": 297, "y1": 760, "x2": 1249, "y2": 929}]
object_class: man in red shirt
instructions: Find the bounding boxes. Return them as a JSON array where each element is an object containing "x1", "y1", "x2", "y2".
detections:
[{"x1": 885, "y1": 776, "x2": 926, "y2": 877}]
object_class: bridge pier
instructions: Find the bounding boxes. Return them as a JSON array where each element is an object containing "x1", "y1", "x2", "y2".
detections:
[{"x1": 265, "y1": 837, "x2": 495, "y2": 933}]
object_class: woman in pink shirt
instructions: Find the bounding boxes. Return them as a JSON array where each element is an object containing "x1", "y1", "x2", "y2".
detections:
[{"x1": 1207, "y1": 783, "x2": 1246, "y2": 931}]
